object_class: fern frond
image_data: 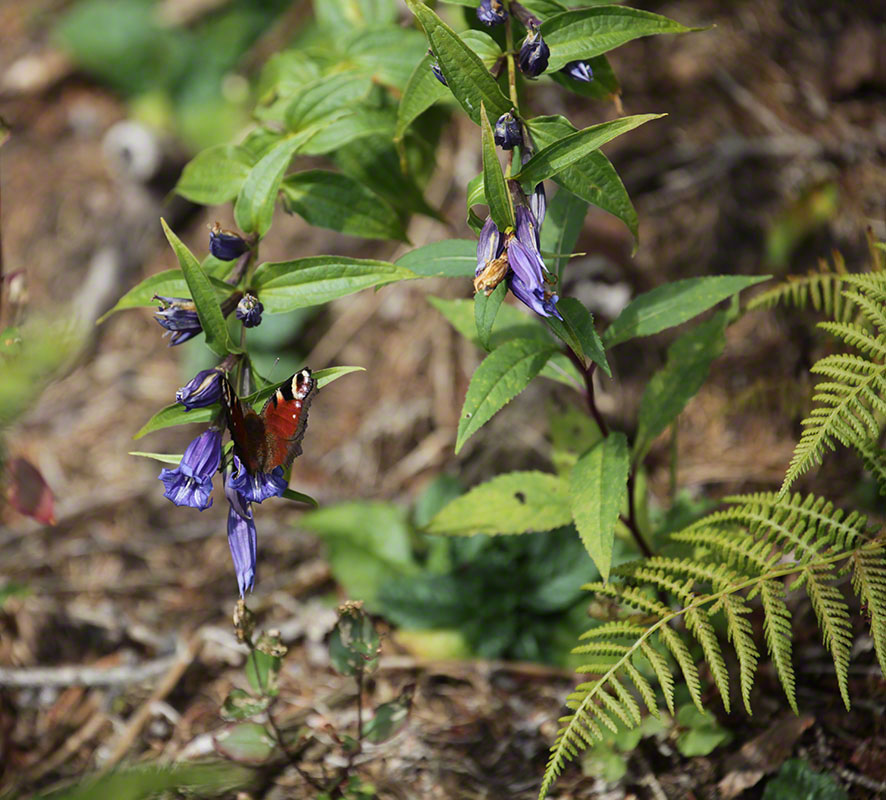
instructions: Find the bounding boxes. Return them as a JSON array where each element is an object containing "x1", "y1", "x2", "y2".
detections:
[
  {"x1": 747, "y1": 253, "x2": 854, "y2": 320},
  {"x1": 540, "y1": 493, "x2": 883, "y2": 799},
  {"x1": 852, "y1": 438, "x2": 886, "y2": 497}
]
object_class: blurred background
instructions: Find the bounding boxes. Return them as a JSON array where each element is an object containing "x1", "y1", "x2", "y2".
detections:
[{"x1": 1, "y1": 0, "x2": 885, "y2": 797}]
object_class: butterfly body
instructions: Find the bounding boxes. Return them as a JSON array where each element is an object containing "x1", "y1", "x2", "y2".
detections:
[{"x1": 222, "y1": 369, "x2": 316, "y2": 473}]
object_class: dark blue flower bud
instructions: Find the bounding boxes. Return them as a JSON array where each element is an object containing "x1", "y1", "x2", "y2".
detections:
[
  {"x1": 176, "y1": 367, "x2": 223, "y2": 410},
  {"x1": 209, "y1": 223, "x2": 249, "y2": 261},
  {"x1": 153, "y1": 295, "x2": 202, "y2": 346},
  {"x1": 476, "y1": 0, "x2": 507, "y2": 26},
  {"x1": 226, "y1": 455, "x2": 287, "y2": 505},
  {"x1": 236, "y1": 293, "x2": 263, "y2": 328},
  {"x1": 227, "y1": 502, "x2": 256, "y2": 596},
  {"x1": 494, "y1": 112, "x2": 523, "y2": 150},
  {"x1": 428, "y1": 52, "x2": 447, "y2": 86},
  {"x1": 518, "y1": 28, "x2": 549, "y2": 78},
  {"x1": 158, "y1": 429, "x2": 222, "y2": 510},
  {"x1": 561, "y1": 60, "x2": 594, "y2": 83}
]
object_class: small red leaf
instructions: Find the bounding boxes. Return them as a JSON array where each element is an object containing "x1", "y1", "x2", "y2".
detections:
[{"x1": 6, "y1": 457, "x2": 55, "y2": 525}]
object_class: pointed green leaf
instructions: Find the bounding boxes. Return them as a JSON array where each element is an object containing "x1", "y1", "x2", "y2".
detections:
[
  {"x1": 283, "y1": 72, "x2": 373, "y2": 131},
  {"x1": 96, "y1": 269, "x2": 232, "y2": 324},
  {"x1": 553, "y1": 297, "x2": 610, "y2": 376},
  {"x1": 395, "y1": 239, "x2": 477, "y2": 278},
  {"x1": 528, "y1": 115, "x2": 636, "y2": 245},
  {"x1": 633, "y1": 313, "x2": 728, "y2": 461},
  {"x1": 252, "y1": 257, "x2": 418, "y2": 313},
  {"x1": 424, "y1": 471, "x2": 572, "y2": 535},
  {"x1": 395, "y1": 53, "x2": 450, "y2": 142},
  {"x1": 299, "y1": 107, "x2": 397, "y2": 157},
  {"x1": 405, "y1": 0, "x2": 511, "y2": 126},
  {"x1": 475, "y1": 280, "x2": 507, "y2": 351},
  {"x1": 175, "y1": 144, "x2": 254, "y2": 205},
  {"x1": 213, "y1": 723, "x2": 276, "y2": 764},
  {"x1": 480, "y1": 101, "x2": 515, "y2": 232},
  {"x1": 281, "y1": 171, "x2": 407, "y2": 242},
  {"x1": 456, "y1": 337, "x2": 557, "y2": 453},
  {"x1": 160, "y1": 220, "x2": 240, "y2": 357},
  {"x1": 281, "y1": 488, "x2": 318, "y2": 508},
  {"x1": 363, "y1": 689, "x2": 413, "y2": 744},
  {"x1": 539, "y1": 188, "x2": 589, "y2": 281},
  {"x1": 129, "y1": 452, "x2": 182, "y2": 465},
  {"x1": 570, "y1": 433, "x2": 629, "y2": 581},
  {"x1": 542, "y1": 6, "x2": 701, "y2": 72},
  {"x1": 234, "y1": 133, "x2": 315, "y2": 238},
  {"x1": 314, "y1": 366, "x2": 366, "y2": 388},
  {"x1": 603, "y1": 275, "x2": 769, "y2": 347},
  {"x1": 517, "y1": 114, "x2": 663, "y2": 187}
]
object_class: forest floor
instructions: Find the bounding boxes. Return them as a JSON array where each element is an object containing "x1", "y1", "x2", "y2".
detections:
[{"x1": 1, "y1": 0, "x2": 886, "y2": 798}]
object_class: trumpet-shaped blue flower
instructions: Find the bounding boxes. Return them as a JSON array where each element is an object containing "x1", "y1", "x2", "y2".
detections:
[
  {"x1": 158, "y1": 429, "x2": 222, "y2": 510},
  {"x1": 227, "y1": 502, "x2": 257, "y2": 596},
  {"x1": 209, "y1": 223, "x2": 249, "y2": 261},
  {"x1": 176, "y1": 367, "x2": 223, "y2": 410},
  {"x1": 226, "y1": 455, "x2": 287, "y2": 505},
  {"x1": 154, "y1": 293, "x2": 240, "y2": 346}
]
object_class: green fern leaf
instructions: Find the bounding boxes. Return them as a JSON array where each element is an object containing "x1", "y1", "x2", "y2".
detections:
[
  {"x1": 721, "y1": 593, "x2": 759, "y2": 714},
  {"x1": 851, "y1": 544, "x2": 886, "y2": 674},
  {"x1": 760, "y1": 578, "x2": 798, "y2": 713}
]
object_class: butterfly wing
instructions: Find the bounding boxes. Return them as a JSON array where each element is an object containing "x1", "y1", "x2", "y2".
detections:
[
  {"x1": 258, "y1": 368, "x2": 316, "y2": 472},
  {"x1": 221, "y1": 376, "x2": 267, "y2": 473}
]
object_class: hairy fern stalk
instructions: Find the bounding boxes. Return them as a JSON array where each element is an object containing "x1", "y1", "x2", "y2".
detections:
[{"x1": 540, "y1": 492, "x2": 886, "y2": 799}]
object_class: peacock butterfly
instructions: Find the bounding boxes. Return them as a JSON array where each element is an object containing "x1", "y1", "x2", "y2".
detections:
[{"x1": 221, "y1": 369, "x2": 316, "y2": 474}]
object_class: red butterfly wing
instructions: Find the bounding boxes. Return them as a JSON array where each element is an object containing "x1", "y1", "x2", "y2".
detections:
[
  {"x1": 221, "y1": 376, "x2": 267, "y2": 473},
  {"x1": 258, "y1": 368, "x2": 316, "y2": 472}
]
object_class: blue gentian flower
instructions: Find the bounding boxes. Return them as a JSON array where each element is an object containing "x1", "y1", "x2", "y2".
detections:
[
  {"x1": 154, "y1": 293, "x2": 240, "y2": 346},
  {"x1": 561, "y1": 60, "x2": 594, "y2": 82},
  {"x1": 473, "y1": 216, "x2": 509, "y2": 295},
  {"x1": 530, "y1": 183, "x2": 546, "y2": 228},
  {"x1": 227, "y1": 503, "x2": 257, "y2": 596},
  {"x1": 158, "y1": 429, "x2": 222, "y2": 510},
  {"x1": 494, "y1": 112, "x2": 522, "y2": 150},
  {"x1": 518, "y1": 27, "x2": 549, "y2": 78},
  {"x1": 226, "y1": 455, "x2": 287, "y2": 505},
  {"x1": 236, "y1": 293, "x2": 263, "y2": 328},
  {"x1": 476, "y1": 0, "x2": 507, "y2": 26},
  {"x1": 176, "y1": 367, "x2": 223, "y2": 410},
  {"x1": 209, "y1": 223, "x2": 249, "y2": 261}
]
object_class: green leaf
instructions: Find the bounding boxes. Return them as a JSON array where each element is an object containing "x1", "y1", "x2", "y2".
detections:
[
  {"x1": 234, "y1": 134, "x2": 313, "y2": 238},
  {"x1": 283, "y1": 72, "x2": 373, "y2": 131},
  {"x1": 314, "y1": 366, "x2": 366, "y2": 388},
  {"x1": 213, "y1": 722, "x2": 276, "y2": 764},
  {"x1": 633, "y1": 313, "x2": 728, "y2": 461},
  {"x1": 329, "y1": 604, "x2": 380, "y2": 676},
  {"x1": 175, "y1": 144, "x2": 253, "y2": 205},
  {"x1": 405, "y1": 0, "x2": 511, "y2": 126},
  {"x1": 395, "y1": 53, "x2": 450, "y2": 142},
  {"x1": 245, "y1": 644, "x2": 281, "y2": 697},
  {"x1": 302, "y1": 502, "x2": 418, "y2": 605},
  {"x1": 281, "y1": 171, "x2": 407, "y2": 242},
  {"x1": 346, "y1": 26, "x2": 428, "y2": 89},
  {"x1": 528, "y1": 115, "x2": 637, "y2": 244},
  {"x1": 549, "y1": 54, "x2": 619, "y2": 101},
  {"x1": 516, "y1": 114, "x2": 664, "y2": 187},
  {"x1": 480, "y1": 101, "x2": 515, "y2": 232},
  {"x1": 160, "y1": 220, "x2": 240, "y2": 357},
  {"x1": 96, "y1": 269, "x2": 231, "y2": 324},
  {"x1": 542, "y1": 6, "x2": 700, "y2": 72},
  {"x1": 128, "y1": 451, "x2": 182, "y2": 465},
  {"x1": 475, "y1": 280, "x2": 507, "y2": 351},
  {"x1": 520, "y1": 0, "x2": 568, "y2": 17},
  {"x1": 674, "y1": 705, "x2": 733, "y2": 757},
  {"x1": 363, "y1": 689, "x2": 413, "y2": 743},
  {"x1": 395, "y1": 239, "x2": 477, "y2": 277},
  {"x1": 763, "y1": 759, "x2": 848, "y2": 800},
  {"x1": 539, "y1": 188, "x2": 588, "y2": 281},
  {"x1": 603, "y1": 275, "x2": 769, "y2": 348},
  {"x1": 455, "y1": 338, "x2": 558, "y2": 453},
  {"x1": 424, "y1": 471, "x2": 572, "y2": 535},
  {"x1": 552, "y1": 297, "x2": 610, "y2": 375},
  {"x1": 570, "y1": 433, "x2": 629, "y2": 581},
  {"x1": 252, "y1": 257, "x2": 418, "y2": 313},
  {"x1": 281, "y1": 488, "x2": 318, "y2": 508},
  {"x1": 299, "y1": 108, "x2": 397, "y2": 157}
]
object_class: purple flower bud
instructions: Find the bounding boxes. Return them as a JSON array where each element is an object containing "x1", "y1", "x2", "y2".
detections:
[
  {"x1": 530, "y1": 183, "x2": 547, "y2": 229},
  {"x1": 476, "y1": 0, "x2": 507, "y2": 26},
  {"x1": 518, "y1": 28, "x2": 549, "y2": 78},
  {"x1": 158, "y1": 429, "x2": 222, "y2": 510},
  {"x1": 494, "y1": 112, "x2": 523, "y2": 150},
  {"x1": 476, "y1": 216, "x2": 504, "y2": 276},
  {"x1": 430, "y1": 57, "x2": 447, "y2": 87},
  {"x1": 176, "y1": 367, "x2": 223, "y2": 410},
  {"x1": 227, "y1": 502, "x2": 257, "y2": 596},
  {"x1": 209, "y1": 223, "x2": 249, "y2": 261},
  {"x1": 226, "y1": 455, "x2": 287, "y2": 505},
  {"x1": 561, "y1": 60, "x2": 594, "y2": 83},
  {"x1": 153, "y1": 295, "x2": 202, "y2": 346},
  {"x1": 515, "y1": 205, "x2": 541, "y2": 252},
  {"x1": 236, "y1": 293, "x2": 263, "y2": 328}
]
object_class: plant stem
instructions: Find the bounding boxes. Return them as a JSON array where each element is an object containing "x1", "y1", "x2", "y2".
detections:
[
  {"x1": 625, "y1": 472, "x2": 652, "y2": 559},
  {"x1": 504, "y1": 8, "x2": 519, "y2": 109}
]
